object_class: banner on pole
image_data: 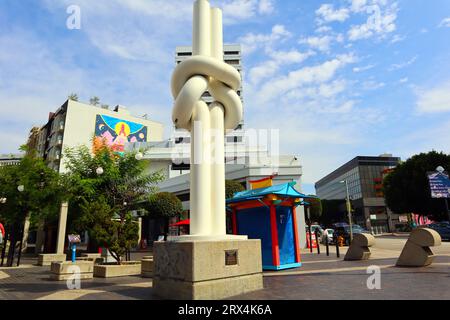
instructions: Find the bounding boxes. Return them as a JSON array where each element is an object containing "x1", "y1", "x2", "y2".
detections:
[{"x1": 428, "y1": 171, "x2": 450, "y2": 199}]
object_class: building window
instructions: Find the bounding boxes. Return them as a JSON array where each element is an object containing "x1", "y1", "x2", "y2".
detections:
[
  {"x1": 225, "y1": 59, "x2": 240, "y2": 65},
  {"x1": 177, "y1": 52, "x2": 192, "y2": 56}
]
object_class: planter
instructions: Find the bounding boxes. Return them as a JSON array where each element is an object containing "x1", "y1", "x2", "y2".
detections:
[
  {"x1": 80, "y1": 253, "x2": 104, "y2": 264},
  {"x1": 141, "y1": 257, "x2": 154, "y2": 278},
  {"x1": 50, "y1": 261, "x2": 94, "y2": 281},
  {"x1": 94, "y1": 261, "x2": 142, "y2": 278}
]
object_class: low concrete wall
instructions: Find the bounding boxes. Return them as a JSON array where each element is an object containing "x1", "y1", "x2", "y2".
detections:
[
  {"x1": 50, "y1": 261, "x2": 94, "y2": 281},
  {"x1": 94, "y1": 262, "x2": 142, "y2": 278},
  {"x1": 38, "y1": 254, "x2": 67, "y2": 266},
  {"x1": 141, "y1": 257, "x2": 154, "y2": 278}
]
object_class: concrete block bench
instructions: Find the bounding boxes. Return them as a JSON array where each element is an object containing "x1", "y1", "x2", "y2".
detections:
[
  {"x1": 396, "y1": 228, "x2": 441, "y2": 267},
  {"x1": 344, "y1": 233, "x2": 375, "y2": 261}
]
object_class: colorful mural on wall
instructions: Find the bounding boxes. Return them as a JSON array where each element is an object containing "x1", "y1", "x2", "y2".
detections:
[{"x1": 94, "y1": 115, "x2": 147, "y2": 154}]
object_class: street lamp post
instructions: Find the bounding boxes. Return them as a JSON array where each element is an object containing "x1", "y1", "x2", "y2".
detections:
[
  {"x1": 340, "y1": 180, "x2": 354, "y2": 243},
  {"x1": 436, "y1": 166, "x2": 450, "y2": 222},
  {"x1": 16, "y1": 185, "x2": 25, "y2": 267}
]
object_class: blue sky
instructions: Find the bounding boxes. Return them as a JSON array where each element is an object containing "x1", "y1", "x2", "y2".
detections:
[{"x1": 1, "y1": 0, "x2": 450, "y2": 195}]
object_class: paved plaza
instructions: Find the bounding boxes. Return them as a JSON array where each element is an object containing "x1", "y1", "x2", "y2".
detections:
[{"x1": 0, "y1": 236, "x2": 449, "y2": 300}]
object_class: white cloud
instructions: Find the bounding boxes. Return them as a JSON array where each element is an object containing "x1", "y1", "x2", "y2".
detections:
[
  {"x1": 390, "y1": 34, "x2": 405, "y2": 43},
  {"x1": 438, "y1": 17, "x2": 450, "y2": 28},
  {"x1": 239, "y1": 25, "x2": 291, "y2": 55},
  {"x1": 350, "y1": 0, "x2": 368, "y2": 13},
  {"x1": 362, "y1": 80, "x2": 386, "y2": 90},
  {"x1": 249, "y1": 49, "x2": 313, "y2": 85},
  {"x1": 221, "y1": 0, "x2": 275, "y2": 23},
  {"x1": 255, "y1": 54, "x2": 356, "y2": 103},
  {"x1": 348, "y1": 2, "x2": 398, "y2": 41},
  {"x1": 316, "y1": 4, "x2": 350, "y2": 24},
  {"x1": 353, "y1": 64, "x2": 375, "y2": 72},
  {"x1": 315, "y1": 26, "x2": 332, "y2": 33},
  {"x1": 299, "y1": 35, "x2": 333, "y2": 52},
  {"x1": 417, "y1": 82, "x2": 450, "y2": 113},
  {"x1": 258, "y1": 0, "x2": 275, "y2": 14},
  {"x1": 399, "y1": 77, "x2": 409, "y2": 84},
  {"x1": 389, "y1": 56, "x2": 418, "y2": 71}
]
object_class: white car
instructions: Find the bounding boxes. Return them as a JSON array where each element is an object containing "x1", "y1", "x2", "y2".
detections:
[{"x1": 321, "y1": 229, "x2": 335, "y2": 244}]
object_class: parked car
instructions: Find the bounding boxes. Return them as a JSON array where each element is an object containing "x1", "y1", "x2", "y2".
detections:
[
  {"x1": 422, "y1": 222, "x2": 450, "y2": 241},
  {"x1": 333, "y1": 224, "x2": 371, "y2": 246},
  {"x1": 306, "y1": 225, "x2": 324, "y2": 237},
  {"x1": 320, "y1": 228, "x2": 335, "y2": 244}
]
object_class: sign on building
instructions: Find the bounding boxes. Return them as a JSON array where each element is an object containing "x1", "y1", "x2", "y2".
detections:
[{"x1": 428, "y1": 171, "x2": 450, "y2": 199}]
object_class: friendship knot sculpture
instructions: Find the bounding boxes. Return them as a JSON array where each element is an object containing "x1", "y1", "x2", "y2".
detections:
[{"x1": 171, "y1": 0, "x2": 243, "y2": 238}]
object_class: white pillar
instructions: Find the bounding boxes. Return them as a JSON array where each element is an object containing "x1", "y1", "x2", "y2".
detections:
[
  {"x1": 210, "y1": 7, "x2": 226, "y2": 236},
  {"x1": 193, "y1": 0, "x2": 211, "y2": 57},
  {"x1": 190, "y1": 102, "x2": 212, "y2": 235},
  {"x1": 56, "y1": 202, "x2": 68, "y2": 254}
]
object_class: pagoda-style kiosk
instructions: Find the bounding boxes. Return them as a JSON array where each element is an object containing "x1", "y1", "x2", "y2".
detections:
[{"x1": 227, "y1": 182, "x2": 311, "y2": 270}]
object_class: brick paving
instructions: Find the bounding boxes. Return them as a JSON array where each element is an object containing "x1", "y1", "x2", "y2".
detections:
[{"x1": 0, "y1": 237, "x2": 449, "y2": 300}]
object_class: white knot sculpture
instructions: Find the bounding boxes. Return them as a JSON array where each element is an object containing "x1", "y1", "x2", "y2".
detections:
[{"x1": 171, "y1": 0, "x2": 243, "y2": 238}]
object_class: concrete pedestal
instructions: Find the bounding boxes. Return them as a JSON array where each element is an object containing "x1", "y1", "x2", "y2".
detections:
[
  {"x1": 37, "y1": 253, "x2": 67, "y2": 266},
  {"x1": 50, "y1": 261, "x2": 94, "y2": 281},
  {"x1": 153, "y1": 239, "x2": 264, "y2": 300}
]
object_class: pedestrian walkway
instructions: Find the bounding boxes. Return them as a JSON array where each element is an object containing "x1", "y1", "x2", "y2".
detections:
[{"x1": 0, "y1": 237, "x2": 449, "y2": 300}]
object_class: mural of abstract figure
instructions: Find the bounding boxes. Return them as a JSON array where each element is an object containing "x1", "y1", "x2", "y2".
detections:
[{"x1": 94, "y1": 115, "x2": 147, "y2": 154}]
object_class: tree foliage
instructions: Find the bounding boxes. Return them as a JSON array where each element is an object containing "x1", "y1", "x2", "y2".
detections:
[
  {"x1": 145, "y1": 192, "x2": 183, "y2": 219},
  {"x1": 0, "y1": 149, "x2": 64, "y2": 226},
  {"x1": 225, "y1": 180, "x2": 245, "y2": 199},
  {"x1": 0, "y1": 148, "x2": 64, "y2": 266},
  {"x1": 306, "y1": 196, "x2": 322, "y2": 223},
  {"x1": 62, "y1": 145, "x2": 163, "y2": 263},
  {"x1": 383, "y1": 151, "x2": 450, "y2": 221}
]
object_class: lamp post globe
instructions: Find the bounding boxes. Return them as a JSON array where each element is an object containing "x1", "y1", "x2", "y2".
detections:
[
  {"x1": 135, "y1": 153, "x2": 144, "y2": 161},
  {"x1": 436, "y1": 166, "x2": 445, "y2": 173},
  {"x1": 96, "y1": 167, "x2": 104, "y2": 176},
  {"x1": 17, "y1": 185, "x2": 25, "y2": 193}
]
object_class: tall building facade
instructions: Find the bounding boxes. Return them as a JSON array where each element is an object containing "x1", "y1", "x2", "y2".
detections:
[
  {"x1": 34, "y1": 100, "x2": 164, "y2": 173},
  {"x1": 174, "y1": 44, "x2": 245, "y2": 145},
  {"x1": 315, "y1": 155, "x2": 402, "y2": 232}
]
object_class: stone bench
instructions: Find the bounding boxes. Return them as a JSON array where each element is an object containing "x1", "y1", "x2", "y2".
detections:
[
  {"x1": 396, "y1": 228, "x2": 441, "y2": 267},
  {"x1": 344, "y1": 233, "x2": 375, "y2": 261},
  {"x1": 141, "y1": 256, "x2": 154, "y2": 278},
  {"x1": 50, "y1": 261, "x2": 94, "y2": 281}
]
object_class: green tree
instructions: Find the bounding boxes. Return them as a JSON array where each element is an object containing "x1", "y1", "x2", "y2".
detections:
[
  {"x1": 306, "y1": 196, "x2": 322, "y2": 224},
  {"x1": 144, "y1": 192, "x2": 183, "y2": 241},
  {"x1": 68, "y1": 93, "x2": 79, "y2": 101},
  {"x1": 383, "y1": 151, "x2": 450, "y2": 221},
  {"x1": 89, "y1": 96, "x2": 100, "y2": 106},
  {"x1": 320, "y1": 199, "x2": 347, "y2": 226},
  {"x1": 62, "y1": 145, "x2": 163, "y2": 264},
  {"x1": 225, "y1": 180, "x2": 245, "y2": 199},
  {"x1": 0, "y1": 149, "x2": 64, "y2": 266}
]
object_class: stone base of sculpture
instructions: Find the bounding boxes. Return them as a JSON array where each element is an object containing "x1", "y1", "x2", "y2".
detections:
[
  {"x1": 153, "y1": 239, "x2": 264, "y2": 300},
  {"x1": 396, "y1": 228, "x2": 441, "y2": 267}
]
